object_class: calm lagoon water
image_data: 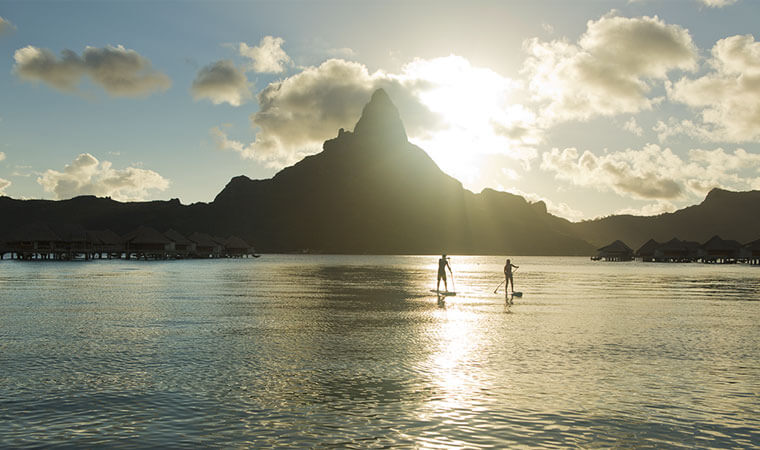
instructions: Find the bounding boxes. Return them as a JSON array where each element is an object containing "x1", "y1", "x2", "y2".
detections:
[{"x1": 1, "y1": 255, "x2": 759, "y2": 447}]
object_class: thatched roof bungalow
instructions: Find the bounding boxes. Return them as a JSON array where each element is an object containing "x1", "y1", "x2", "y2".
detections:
[
  {"x1": 742, "y1": 238, "x2": 760, "y2": 257},
  {"x1": 224, "y1": 235, "x2": 253, "y2": 257},
  {"x1": 122, "y1": 226, "x2": 174, "y2": 258},
  {"x1": 187, "y1": 232, "x2": 221, "y2": 258},
  {"x1": 6, "y1": 222, "x2": 61, "y2": 257},
  {"x1": 740, "y1": 239, "x2": 760, "y2": 264},
  {"x1": 211, "y1": 236, "x2": 229, "y2": 253},
  {"x1": 636, "y1": 239, "x2": 661, "y2": 261},
  {"x1": 701, "y1": 235, "x2": 741, "y2": 263},
  {"x1": 51, "y1": 224, "x2": 93, "y2": 256},
  {"x1": 653, "y1": 238, "x2": 693, "y2": 262},
  {"x1": 164, "y1": 229, "x2": 195, "y2": 257},
  {"x1": 88, "y1": 229, "x2": 122, "y2": 246},
  {"x1": 596, "y1": 240, "x2": 634, "y2": 261},
  {"x1": 87, "y1": 229, "x2": 124, "y2": 256}
]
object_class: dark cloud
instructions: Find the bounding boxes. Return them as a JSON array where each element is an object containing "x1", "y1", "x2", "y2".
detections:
[
  {"x1": 191, "y1": 60, "x2": 251, "y2": 106},
  {"x1": 602, "y1": 162, "x2": 683, "y2": 199},
  {"x1": 14, "y1": 45, "x2": 171, "y2": 97}
]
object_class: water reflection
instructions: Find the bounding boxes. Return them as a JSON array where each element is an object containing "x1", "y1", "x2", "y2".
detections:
[{"x1": 1, "y1": 256, "x2": 759, "y2": 447}]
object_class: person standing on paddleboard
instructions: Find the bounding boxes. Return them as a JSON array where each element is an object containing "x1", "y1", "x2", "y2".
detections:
[
  {"x1": 437, "y1": 254, "x2": 453, "y2": 292},
  {"x1": 504, "y1": 258, "x2": 519, "y2": 294}
]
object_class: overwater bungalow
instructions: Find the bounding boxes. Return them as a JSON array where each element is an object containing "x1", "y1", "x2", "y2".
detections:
[
  {"x1": 653, "y1": 238, "x2": 694, "y2": 262},
  {"x1": 595, "y1": 240, "x2": 634, "y2": 261},
  {"x1": 1, "y1": 224, "x2": 264, "y2": 262},
  {"x1": 212, "y1": 235, "x2": 229, "y2": 254},
  {"x1": 5, "y1": 222, "x2": 62, "y2": 260},
  {"x1": 122, "y1": 226, "x2": 174, "y2": 259},
  {"x1": 164, "y1": 229, "x2": 196, "y2": 258},
  {"x1": 87, "y1": 229, "x2": 124, "y2": 258},
  {"x1": 224, "y1": 235, "x2": 255, "y2": 257},
  {"x1": 51, "y1": 224, "x2": 93, "y2": 259},
  {"x1": 187, "y1": 232, "x2": 222, "y2": 258},
  {"x1": 740, "y1": 239, "x2": 760, "y2": 265},
  {"x1": 701, "y1": 235, "x2": 742, "y2": 264},
  {"x1": 684, "y1": 240, "x2": 702, "y2": 259},
  {"x1": 636, "y1": 239, "x2": 661, "y2": 262}
]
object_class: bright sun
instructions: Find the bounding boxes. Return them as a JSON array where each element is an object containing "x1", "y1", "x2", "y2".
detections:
[{"x1": 402, "y1": 56, "x2": 537, "y2": 189}]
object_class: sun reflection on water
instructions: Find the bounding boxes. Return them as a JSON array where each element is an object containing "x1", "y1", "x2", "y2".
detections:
[{"x1": 423, "y1": 304, "x2": 489, "y2": 420}]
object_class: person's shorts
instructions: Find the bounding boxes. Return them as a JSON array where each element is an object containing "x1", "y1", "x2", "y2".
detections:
[{"x1": 438, "y1": 269, "x2": 446, "y2": 279}]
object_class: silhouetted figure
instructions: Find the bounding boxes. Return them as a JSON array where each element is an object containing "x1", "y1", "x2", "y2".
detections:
[
  {"x1": 437, "y1": 254, "x2": 453, "y2": 292},
  {"x1": 504, "y1": 258, "x2": 519, "y2": 294}
]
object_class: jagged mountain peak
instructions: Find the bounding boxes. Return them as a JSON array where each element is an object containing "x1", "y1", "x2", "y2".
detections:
[
  {"x1": 352, "y1": 88, "x2": 407, "y2": 144},
  {"x1": 703, "y1": 187, "x2": 731, "y2": 202}
]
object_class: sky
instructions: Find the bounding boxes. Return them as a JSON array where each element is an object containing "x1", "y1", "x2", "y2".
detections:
[{"x1": 1, "y1": 0, "x2": 759, "y2": 221}]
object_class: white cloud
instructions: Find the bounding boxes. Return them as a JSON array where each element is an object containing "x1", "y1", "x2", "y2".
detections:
[
  {"x1": 191, "y1": 60, "x2": 251, "y2": 106},
  {"x1": 542, "y1": 144, "x2": 760, "y2": 202},
  {"x1": 668, "y1": 34, "x2": 760, "y2": 142},
  {"x1": 13, "y1": 45, "x2": 171, "y2": 97},
  {"x1": 37, "y1": 153, "x2": 169, "y2": 201},
  {"x1": 700, "y1": 0, "x2": 739, "y2": 7},
  {"x1": 654, "y1": 118, "x2": 704, "y2": 142},
  {"x1": 214, "y1": 58, "x2": 434, "y2": 165},
  {"x1": 0, "y1": 16, "x2": 16, "y2": 35},
  {"x1": 623, "y1": 117, "x2": 644, "y2": 136},
  {"x1": 523, "y1": 12, "x2": 697, "y2": 123},
  {"x1": 688, "y1": 147, "x2": 760, "y2": 170},
  {"x1": 215, "y1": 55, "x2": 537, "y2": 178},
  {"x1": 0, "y1": 151, "x2": 6, "y2": 161},
  {"x1": 0, "y1": 178, "x2": 10, "y2": 195},
  {"x1": 238, "y1": 59, "x2": 382, "y2": 164},
  {"x1": 239, "y1": 36, "x2": 292, "y2": 73}
]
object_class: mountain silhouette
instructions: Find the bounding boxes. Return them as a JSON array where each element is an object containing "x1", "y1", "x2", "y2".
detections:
[
  {"x1": 571, "y1": 187, "x2": 760, "y2": 249},
  {"x1": 210, "y1": 89, "x2": 592, "y2": 254},
  {"x1": 2, "y1": 89, "x2": 758, "y2": 255}
]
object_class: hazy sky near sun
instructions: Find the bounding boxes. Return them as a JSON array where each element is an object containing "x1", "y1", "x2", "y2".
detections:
[{"x1": 1, "y1": 0, "x2": 759, "y2": 220}]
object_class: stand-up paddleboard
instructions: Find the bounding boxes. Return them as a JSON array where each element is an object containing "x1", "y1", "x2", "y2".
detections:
[{"x1": 431, "y1": 290, "x2": 457, "y2": 296}]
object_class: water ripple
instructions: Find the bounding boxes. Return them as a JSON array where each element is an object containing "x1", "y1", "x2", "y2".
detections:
[{"x1": 1, "y1": 256, "x2": 759, "y2": 447}]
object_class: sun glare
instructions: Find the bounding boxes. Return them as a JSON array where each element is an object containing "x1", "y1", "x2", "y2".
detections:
[
  {"x1": 408, "y1": 55, "x2": 515, "y2": 131},
  {"x1": 402, "y1": 56, "x2": 538, "y2": 189}
]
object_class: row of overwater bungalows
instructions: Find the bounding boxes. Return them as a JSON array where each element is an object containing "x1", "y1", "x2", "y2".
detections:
[
  {"x1": 594, "y1": 235, "x2": 760, "y2": 264},
  {"x1": 0, "y1": 223, "x2": 258, "y2": 260}
]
